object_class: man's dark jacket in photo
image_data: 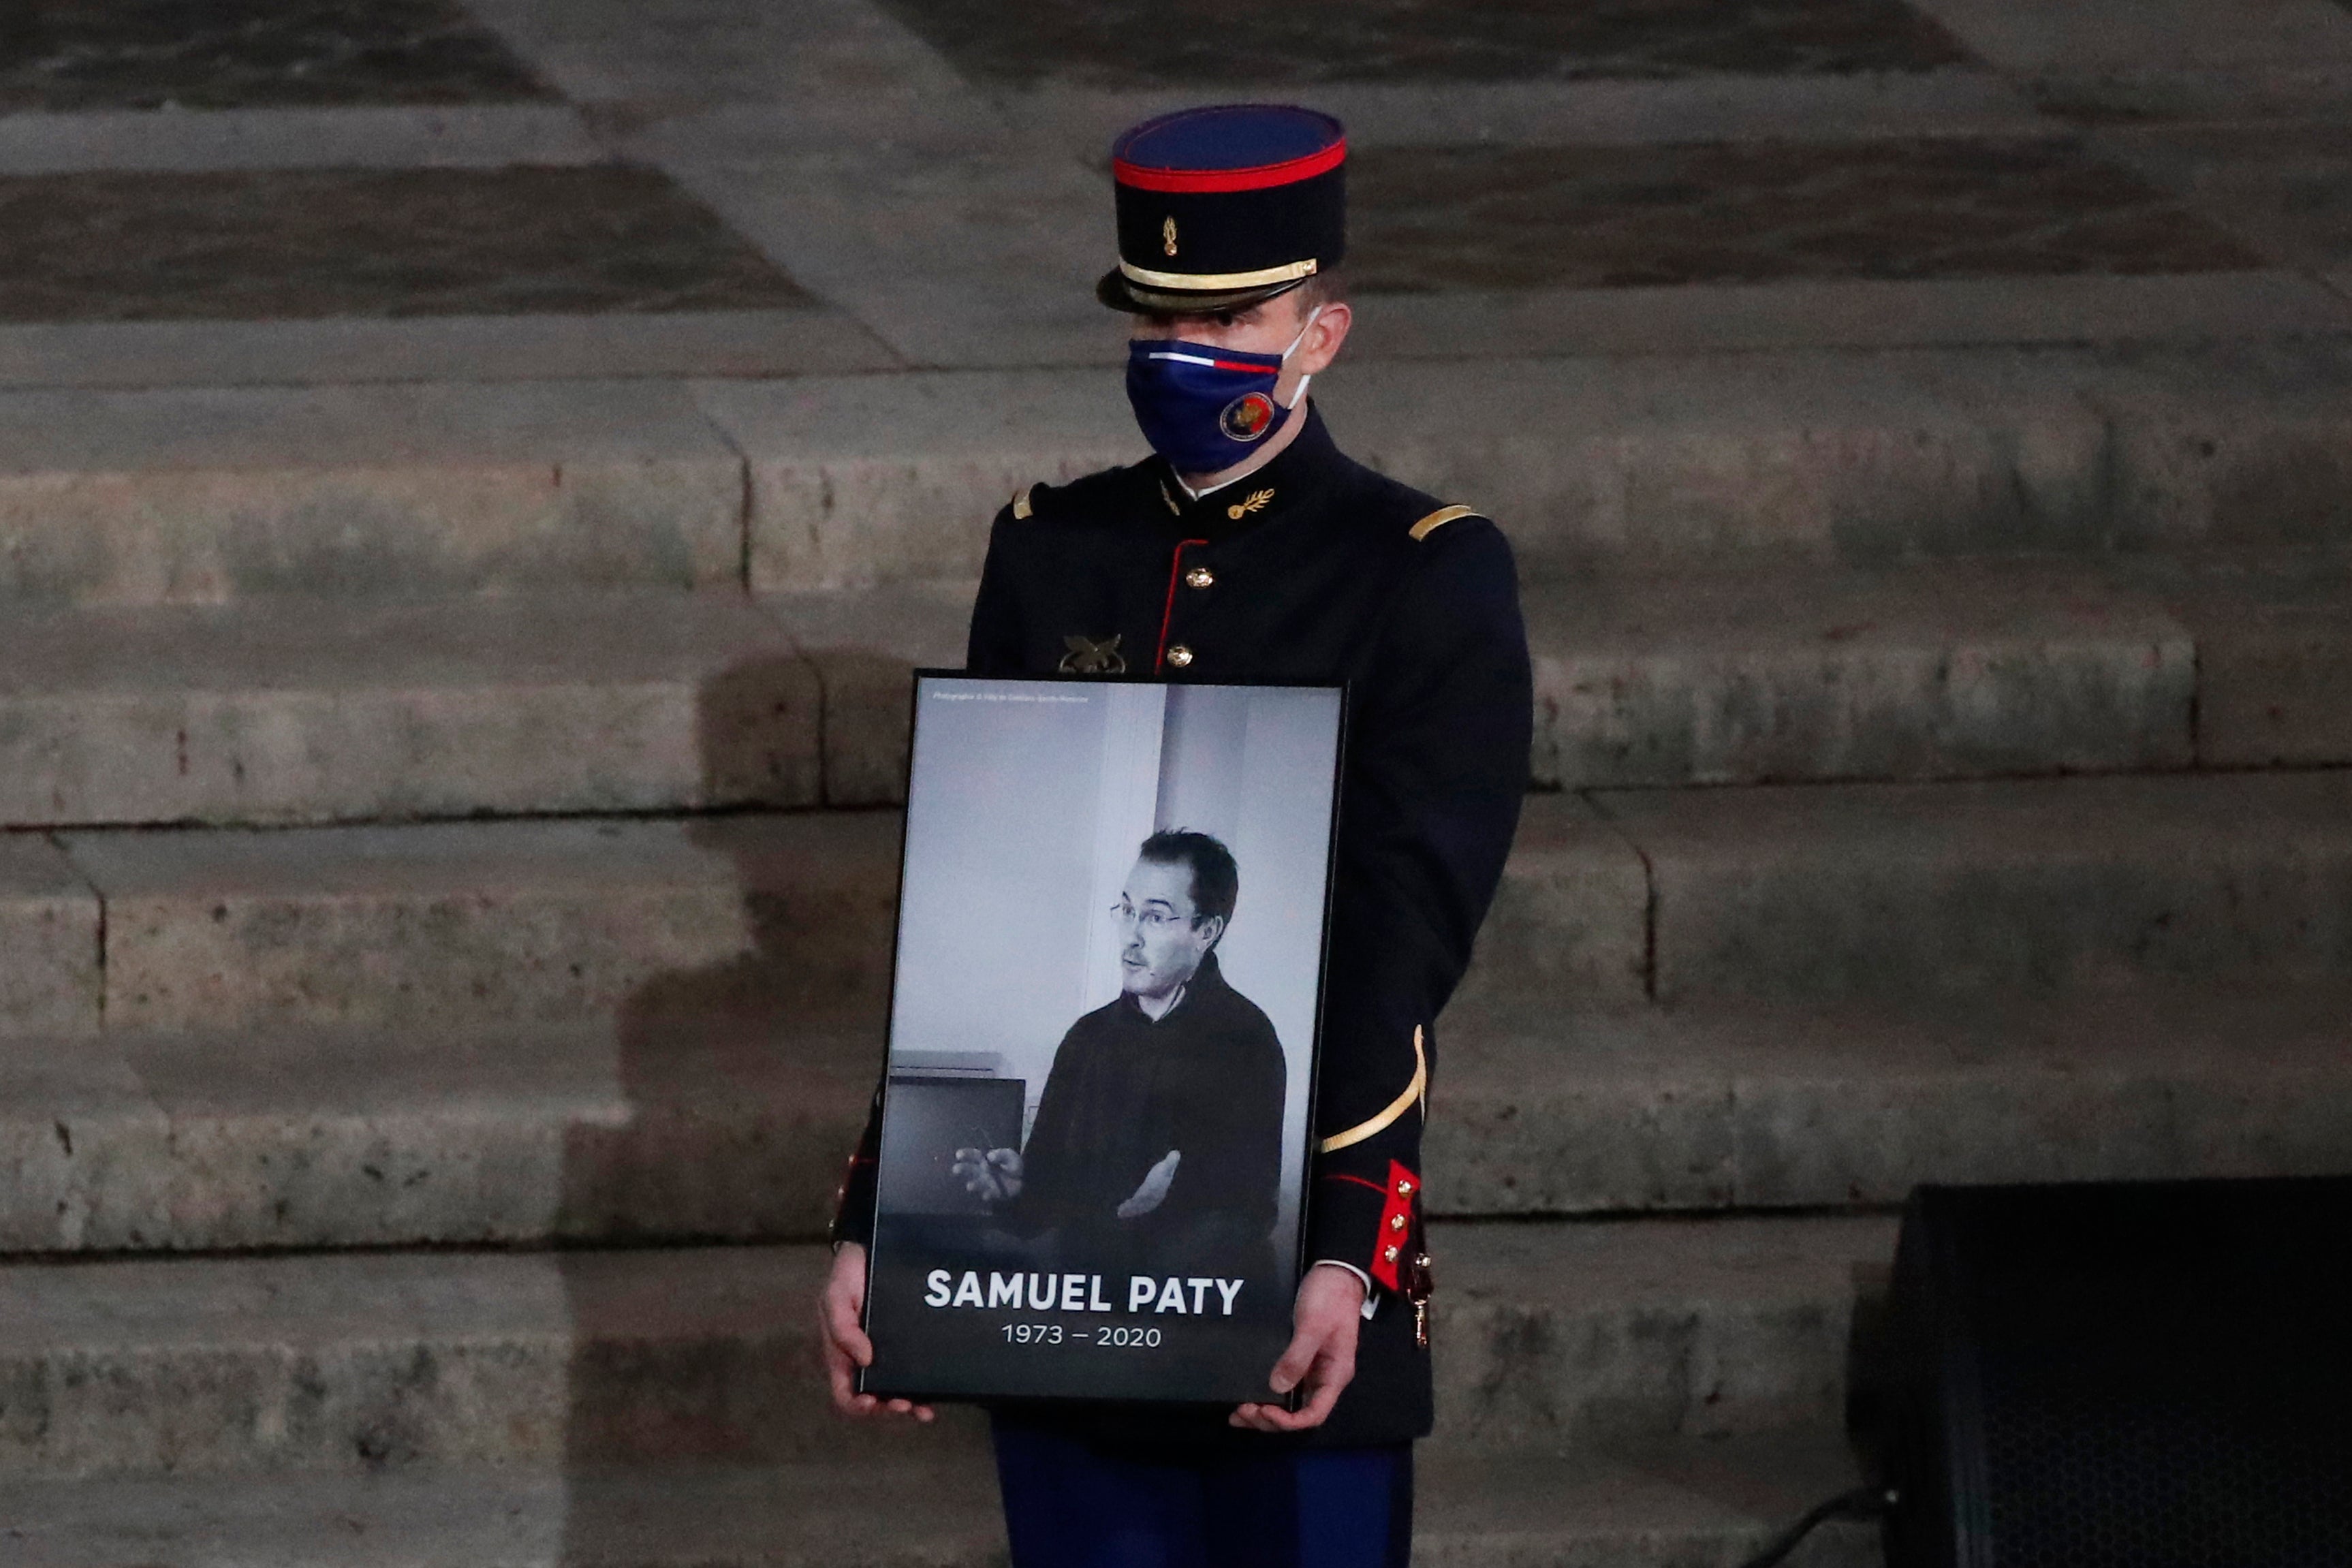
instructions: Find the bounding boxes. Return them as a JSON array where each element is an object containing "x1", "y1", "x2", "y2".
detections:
[{"x1": 1010, "y1": 950, "x2": 1285, "y2": 1284}]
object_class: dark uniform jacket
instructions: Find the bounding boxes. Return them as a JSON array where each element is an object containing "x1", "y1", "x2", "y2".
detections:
[
  {"x1": 1009, "y1": 951, "x2": 1287, "y2": 1287},
  {"x1": 836, "y1": 404, "x2": 1533, "y2": 1449}
]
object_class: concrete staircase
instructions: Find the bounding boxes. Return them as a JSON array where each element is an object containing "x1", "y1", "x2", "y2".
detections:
[
  {"x1": 7, "y1": 0, "x2": 2352, "y2": 1545},
  {"x1": 0, "y1": 324, "x2": 2345, "y2": 1565}
]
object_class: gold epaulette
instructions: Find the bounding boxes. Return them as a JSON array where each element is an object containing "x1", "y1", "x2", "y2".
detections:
[
  {"x1": 1409, "y1": 505, "x2": 1478, "y2": 542},
  {"x1": 1317, "y1": 1026, "x2": 1428, "y2": 1154},
  {"x1": 1011, "y1": 484, "x2": 1036, "y2": 520}
]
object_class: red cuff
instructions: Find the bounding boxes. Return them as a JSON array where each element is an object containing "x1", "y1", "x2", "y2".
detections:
[{"x1": 1370, "y1": 1160, "x2": 1419, "y2": 1292}]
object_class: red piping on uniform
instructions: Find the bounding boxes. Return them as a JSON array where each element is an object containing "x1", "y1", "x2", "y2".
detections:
[
  {"x1": 1156, "y1": 538, "x2": 1209, "y2": 673},
  {"x1": 1323, "y1": 1173, "x2": 1388, "y2": 1195},
  {"x1": 1115, "y1": 141, "x2": 1346, "y2": 193}
]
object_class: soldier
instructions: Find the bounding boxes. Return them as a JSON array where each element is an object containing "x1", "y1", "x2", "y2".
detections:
[{"x1": 820, "y1": 102, "x2": 1532, "y2": 1567}]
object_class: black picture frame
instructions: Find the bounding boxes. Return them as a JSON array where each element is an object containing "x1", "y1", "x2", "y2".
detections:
[{"x1": 857, "y1": 672, "x2": 1347, "y2": 1409}]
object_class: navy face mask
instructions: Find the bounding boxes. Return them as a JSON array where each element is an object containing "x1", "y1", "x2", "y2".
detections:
[{"x1": 1125, "y1": 310, "x2": 1319, "y2": 477}]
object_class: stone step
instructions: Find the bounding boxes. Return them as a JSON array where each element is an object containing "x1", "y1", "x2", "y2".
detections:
[
  {"x1": 1528, "y1": 554, "x2": 2200, "y2": 789},
  {"x1": 51, "y1": 813, "x2": 901, "y2": 1036},
  {"x1": 0, "y1": 595, "x2": 819, "y2": 828},
  {"x1": 0, "y1": 838, "x2": 99, "y2": 1036},
  {"x1": 9, "y1": 1018, "x2": 876, "y2": 1254},
  {"x1": 1478, "y1": 768, "x2": 2352, "y2": 1007},
  {"x1": 1428, "y1": 984, "x2": 2352, "y2": 1217},
  {"x1": 0, "y1": 381, "x2": 748, "y2": 606},
  {"x1": 811, "y1": 548, "x2": 2337, "y2": 794},
  {"x1": 8, "y1": 552, "x2": 2347, "y2": 827},
  {"x1": 6, "y1": 980, "x2": 2346, "y2": 1255},
  {"x1": 0, "y1": 1242, "x2": 969, "y2": 1480},
  {"x1": 1439, "y1": 1216, "x2": 1891, "y2": 1453},
  {"x1": 0, "y1": 1436, "x2": 1874, "y2": 1567},
  {"x1": 0, "y1": 1218, "x2": 1883, "y2": 1478},
  {"x1": 3, "y1": 339, "x2": 2350, "y2": 606},
  {"x1": 10, "y1": 759, "x2": 2351, "y2": 1035},
  {"x1": 661, "y1": 342, "x2": 2352, "y2": 590},
  {"x1": 0, "y1": 589, "x2": 968, "y2": 828},
  {"x1": 1419, "y1": 1436, "x2": 1875, "y2": 1568}
]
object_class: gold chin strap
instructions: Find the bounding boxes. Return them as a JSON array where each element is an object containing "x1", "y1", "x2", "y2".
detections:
[
  {"x1": 1119, "y1": 256, "x2": 1319, "y2": 291},
  {"x1": 1317, "y1": 1026, "x2": 1427, "y2": 1154}
]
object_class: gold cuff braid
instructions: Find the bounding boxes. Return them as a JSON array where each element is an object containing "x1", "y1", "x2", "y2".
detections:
[{"x1": 1317, "y1": 1026, "x2": 1427, "y2": 1154}]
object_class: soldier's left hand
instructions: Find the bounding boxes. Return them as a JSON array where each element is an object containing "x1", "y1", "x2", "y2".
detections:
[{"x1": 1230, "y1": 1264, "x2": 1364, "y2": 1432}]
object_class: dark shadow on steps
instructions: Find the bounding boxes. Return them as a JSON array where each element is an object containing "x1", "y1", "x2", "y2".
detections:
[
  {"x1": 806, "y1": 646, "x2": 923, "y2": 810},
  {"x1": 553, "y1": 648, "x2": 992, "y2": 1562},
  {"x1": 695, "y1": 654, "x2": 832, "y2": 811}
]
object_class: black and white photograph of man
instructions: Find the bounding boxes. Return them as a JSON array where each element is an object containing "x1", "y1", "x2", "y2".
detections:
[
  {"x1": 853, "y1": 675, "x2": 1342, "y2": 1403},
  {"x1": 952, "y1": 829, "x2": 1286, "y2": 1286}
]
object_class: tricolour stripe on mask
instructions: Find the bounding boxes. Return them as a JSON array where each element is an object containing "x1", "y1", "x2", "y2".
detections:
[{"x1": 1145, "y1": 351, "x2": 1272, "y2": 372}]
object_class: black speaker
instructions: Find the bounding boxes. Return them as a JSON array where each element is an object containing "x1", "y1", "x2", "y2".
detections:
[{"x1": 1884, "y1": 1176, "x2": 2352, "y2": 1568}]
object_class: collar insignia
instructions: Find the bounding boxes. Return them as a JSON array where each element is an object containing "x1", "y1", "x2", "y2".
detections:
[
  {"x1": 1162, "y1": 216, "x2": 1179, "y2": 256},
  {"x1": 1226, "y1": 487, "x2": 1274, "y2": 522},
  {"x1": 1059, "y1": 634, "x2": 1127, "y2": 675}
]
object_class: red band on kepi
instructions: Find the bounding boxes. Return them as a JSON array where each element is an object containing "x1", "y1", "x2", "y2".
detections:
[{"x1": 1114, "y1": 139, "x2": 1347, "y2": 194}]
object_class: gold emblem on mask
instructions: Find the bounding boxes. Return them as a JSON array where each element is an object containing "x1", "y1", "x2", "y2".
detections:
[{"x1": 1162, "y1": 217, "x2": 1178, "y2": 256}]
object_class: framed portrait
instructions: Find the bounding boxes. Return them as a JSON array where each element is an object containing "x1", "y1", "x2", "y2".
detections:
[{"x1": 858, "y1": 674, "x2": 1345, "y2": 1406}]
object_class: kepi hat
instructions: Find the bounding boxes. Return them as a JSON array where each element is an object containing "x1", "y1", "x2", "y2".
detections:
[{"x1": 1099, "y1": 103, "x2": 1347, "y2": 315}]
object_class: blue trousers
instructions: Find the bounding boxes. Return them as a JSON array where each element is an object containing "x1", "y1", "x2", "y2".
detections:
[{"x1": 991, "y1": 1417, "x2": 1413, "y2": 1568}]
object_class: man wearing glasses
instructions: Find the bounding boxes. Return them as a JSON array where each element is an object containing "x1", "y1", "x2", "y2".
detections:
[{"x1": 950, "y1": 829, "x2": 1285, "y2": 1287}]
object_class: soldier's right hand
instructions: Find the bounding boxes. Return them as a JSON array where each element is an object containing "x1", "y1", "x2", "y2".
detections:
[
  {"x1": 819, "y1": 1242, "x2": 935, "y2": 1422},
  {"x1": 950, "y1": 1146, "x2": 1023, "y2": 1203}
]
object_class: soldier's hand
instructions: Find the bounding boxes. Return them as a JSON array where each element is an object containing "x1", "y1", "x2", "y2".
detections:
[
  {"x1": 951, "y1": 1146, "x2": 1023, "y2": 1203},
  {"x1": 1231, "y1": 1264, "x2": 1364, "y2": 1432},
  {"x1": 819, "y1": 1242, "x2": 935, "y2": 1423}
]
